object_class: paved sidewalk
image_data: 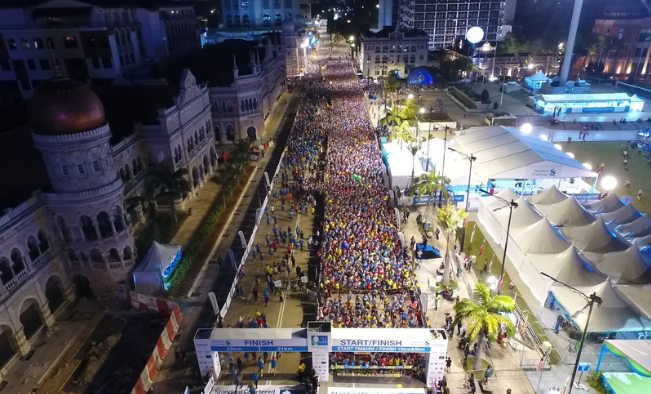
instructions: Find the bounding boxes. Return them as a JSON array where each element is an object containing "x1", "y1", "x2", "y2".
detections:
[{"x1": 399, "y1": 205, "x2": 537, "y2": 394}]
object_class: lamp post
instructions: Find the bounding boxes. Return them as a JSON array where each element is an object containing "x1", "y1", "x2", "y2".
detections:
[
  {"x1": 426, "y1": 106, "x2": 434, "y2": 171},
  {"x1": 437, "y1": 123, "x2": 449, "y2": 208},
  {"x1": 449, "y1": 148, "x2": 476, "y2": 252},
  {"x1": 540, "y1": 273, "x2": 603, "y2": 394},
  {"x1": 479, "y1": 190, "x2": 518, "y2": 294}
]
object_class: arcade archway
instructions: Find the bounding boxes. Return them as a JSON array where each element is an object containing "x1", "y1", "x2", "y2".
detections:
[
  {"x1": 45, "y1": 275, "x2": 65, "y2": 313},
  {"x1": 19, "y1": 298, "x2": 43, "y2": 340},
  {"x1": 0, "y1": 325, "x2": 16, "y2": 369},
  {"x1": 73, "y1": 274, "x2": 93, "y2": 298}
]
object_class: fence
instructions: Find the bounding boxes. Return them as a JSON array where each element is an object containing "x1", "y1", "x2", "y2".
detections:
[
  {"x1": 130, "y1": 305, "x2": 182, "y2": 394},
  {"x1": 117, "y1": 284, "x2": 179, "y2": 313}
]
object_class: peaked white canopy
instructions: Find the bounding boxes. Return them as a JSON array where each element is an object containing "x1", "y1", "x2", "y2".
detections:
[
  {"x1": 551, "y1": 279, "x2": 651, "y2": 333},
  {"x1": 602, "y1": 203, "x2": 644, "y2": 226},
  {"x1": 133, "y1": 241, "x2": 182, "y2": 294},
  {"x1": 452, "y1": 126, "x2": 597, "y2": 181},
  {"x1": 583, "y1": 242, "x2": 651, "y2": 284},
  {"x1": 526, "y1": 70, "x2": 550, "y2": 81},
  {"x1": 523, "y1": 245, "x2": 605, "y2": 303},
  {"x1": 483, "y1": 187, "x2": 521, "y2": 210},
  {"x1": 561, "y1": 216, "x2": 630, "y2": 253},
  {"x1": 528, "y1": 184, "x2": 568, "y2": 205},
  {"x1": 614, "y1": 285, "x2": 651, "y2": 321},
  {"x1": 535, "y1": 195, "x2": 596, "y2": 227},
  {"x1": 584, "y1": 193, "x2": 625, "y2": 214},
  {"x1": 617, "y1": 214, "x2": 651, "y2": 238},
  {"x1": 494, "y1": 197, "x2": 542, "y2": 228},
  {"x1": 512, "y1": 218, "x2": 571, "y2": 254}
]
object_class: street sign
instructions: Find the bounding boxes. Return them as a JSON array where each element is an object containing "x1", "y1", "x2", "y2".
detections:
[{"x1": 578, "y1": 363, "x2": 590, "y2": 371}]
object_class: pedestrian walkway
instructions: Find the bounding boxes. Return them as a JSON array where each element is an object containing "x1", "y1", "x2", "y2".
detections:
[
  {"x1": 170, "y1": 181, "x2": 221, "y2": 248},
  {"x1": 399, "y1": 205, "x2": 538, "y2": 394}
]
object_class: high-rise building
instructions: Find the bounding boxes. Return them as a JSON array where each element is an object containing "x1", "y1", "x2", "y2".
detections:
[
  {"x1": 378, "y1": 0, "x2": 517, "y2": 50},
  {"x1": 0, "y1": 0, "x2": 200, "y2": 101},
  {"x1": 220, "y1": 0, "x2": 300, "y2": 33}
]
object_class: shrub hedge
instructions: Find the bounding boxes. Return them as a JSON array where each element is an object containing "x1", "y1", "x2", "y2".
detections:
[{"x1": 166, "y1": 164, "x2": 254, "y2": 295}]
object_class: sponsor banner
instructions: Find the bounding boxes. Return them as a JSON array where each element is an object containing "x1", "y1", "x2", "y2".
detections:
[
  {"x1": 204, "y1": 376, "x2": 215, "y2": 394},
  {"x1": 160, "y1": 325, "x2": 172, "y2": 348},
  {"x1": 169, "y1": 313, "x2": 180, "y2": 333},
  {"x1": 331, "y1": 339, "x2": 431, "y2": 353},
  {"x1": 208, "y1": 338, "x2": 307, "y2": 352},
  {"x1": 328, "y1": 388, "x2": 426, "y2": 394},
  {"x1": 211, "y1": 385, "x2": 304, "y2": 394}
]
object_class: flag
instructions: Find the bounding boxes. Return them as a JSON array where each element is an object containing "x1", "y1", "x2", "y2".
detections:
[
  {"x1": 479, "y1": 240, "x2": 485, "y2": 256},
  {"x1": 470, "y1": 225, "x2": 476, "y2": 244}
]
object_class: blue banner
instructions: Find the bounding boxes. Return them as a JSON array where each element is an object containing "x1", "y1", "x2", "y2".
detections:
[
  {"x1": 211, "y1": 345, "x2": 308, "y2": 352},
  {"x1": 331, "y1": 346, "x2": 431, "y2": 352}
]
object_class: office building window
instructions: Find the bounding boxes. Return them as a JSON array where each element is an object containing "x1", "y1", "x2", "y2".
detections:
[
  {"x1": 26, "y1": 59, "x2": 35, "y2": 70},
  {"x1": 91, "y1": 58, "x2": 100, "y2": 69},
  {"x1": 19, "y1": 79, "x2": 30, "y2": 90},
  {"x1": 39, "y1": 59, "x2": 50, "y2": 70},
  {"x1": 64, "y1": 36, "x2": 78, "y2": 48},
  {"x1": 7, "y1": 39, "x2": 16, "y2": 50},
  {"x1": 46, "y1": 37, "x2": 55, "y2": 49},
  {"x1": 78, "y1": 164, "x2": 85, "y2": 174},
  {"x1": 0, "y1": 60, "x2": 10, "y2": 71},
  {"x1": 21, "y1": 39, "x2": 30, "y2": 49},
  {"x1": 33, "y1": 38, "x2": 44, "y2": 49}
]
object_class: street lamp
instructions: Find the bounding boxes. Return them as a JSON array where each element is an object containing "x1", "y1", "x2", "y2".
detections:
[
  {"x1": 425, "y1": 106, "x2": 435, "y2": 171},
  {"x1": 437, "y1": 121, "x2": 450, "y2": 208},
  {"x1": 540, "y1": 273, "x2": 603, "y2": 394},
  {"x1": 479, "y1": 190, "x2": 518, "y2": 294},
  {"x1": 520, "y1": 123, "x2": 532, "y2": 134},
  {"x1": 449, "y1": 148, "x2": 476, "y2": 252}
]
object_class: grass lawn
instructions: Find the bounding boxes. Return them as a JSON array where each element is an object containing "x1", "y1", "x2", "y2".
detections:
[
  {"x1": 559, "y1": 141, "x2": 651, "y2": 213},
  {"x1": 462, "y1": 222, "x2": 562, "y2": 365},
  {"x1": 463, "y1": 355, "x2": 491, "y2": 372}
]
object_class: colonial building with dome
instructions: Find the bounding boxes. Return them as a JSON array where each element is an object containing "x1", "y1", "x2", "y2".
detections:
[{"x1": 0, "y1": 67, "x2": 215, "y2": 372}]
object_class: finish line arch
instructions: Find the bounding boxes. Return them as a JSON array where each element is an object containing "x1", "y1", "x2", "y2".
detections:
[{"x1": 194, "y1": 323, "x2": 448, "y2": 388}]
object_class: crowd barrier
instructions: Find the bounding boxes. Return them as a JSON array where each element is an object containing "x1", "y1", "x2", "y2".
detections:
[
  {"x1": 130, "y1": 305, "x2": 182, "y2": 394},
  {"x1": 117, "y1": 283, "x2": 179, "y2": 313}
]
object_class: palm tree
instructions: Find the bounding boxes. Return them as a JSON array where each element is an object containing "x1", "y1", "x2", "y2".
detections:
[
  {"x1": 212, "y1": 161, "x2": 242, "y2": 186},
  {"x1": 410, "y1": 168, "x2": 450, "y2": 216},
  {"x1": 435, "y1": 204, "x2": 467, "y2": 286},
  {"x1": 407, "y1": 143, "x2": 420, "y2": 188},
  {"x1": 230, "y1": 139, "x2": 251, "y2": 163},
  {"x1": 148, "y1": 163, "x2": 192, "y2": 223},
  {"x1": 125, "y1": 182, "x2": 161, "y2": 241},
  {"x1": 454, "y1": 283, "x2": 516, "y2": 370},
  {"x1": 387, "y1": 120, "x2": 415, "y2": 148},
  {"x1": 380, "y1": 104, "x2": 403, "y2": 128}
]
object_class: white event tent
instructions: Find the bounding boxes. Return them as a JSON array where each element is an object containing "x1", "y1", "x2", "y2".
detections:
[
  {"x1": 133, "y1": 241, "x2": 182, "y2": 294},
  {"x1": 617, "y1": 214, "x2": 651, "y2": 238},
  {"x1": 561, "y1": 217, "x2": 630, "y2": 254},
  {"x1": 602, "y1": 203, "x2": 644, "y2": 226},
  {"x1": 523, "y1": 246, "x2": 605, "y2": 303},
  {"x1": 528, "y1": 184, "x2": 568, "y2": 205},
  {"x1": 584, "y1": 193, "x2": 626, "y2": 214},
  {"x1": 453, "y1": 126, "x2": 597, "y2": 182},
  {"x1": 534, "y1": 195, "x2": 596, "y2": 227},
  {"x1": 551, "y1": 280, "x2": 651, "y2": 333},
  {"x1": 583, "y1": 242, "x2": 651, "y2": 285}
]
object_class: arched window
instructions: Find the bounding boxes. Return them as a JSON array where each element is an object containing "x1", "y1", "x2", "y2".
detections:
[
  {"x1": 68, "y1": 249, "x2": 79, "y2": 262},
  {"x1": 124, "y1": 164, "x2": 132, "y2": 181},
  {"x1": 222, "y1": 101, "x2": 227, "y2": 112},
  {"x1": 194, "y1": 131, "x2": 198, "y2": 145},
  {"x1": 375, "y1": 55, "x2": 380, "y2": 62},
  {"x1": 11, "y1": 248, "x2": 25, "y2": 275},
  {"x1": 136, "y1": 156, "x2": 143, "y2": 173},
  {"x1": 123, "y1": 246, "x2": 133, "y2": 260},
  {"x1": 113, "y1": 206, "x2": 126, "y2": 232},
  {"x1": 226, "y1": 124, "x2": 235, "y2": 141},
  {"x1": 410, "y1": 55, "x2": 416, "y2": 62},
  {"x1": 27, "y1": 236, "x2": 40, "y2": 261},
  {"x1": 57, "y1": 217, "x2": 72, "y2": 242},
  {"x1": 411, "y1": 45, "x2": 416, "y2": 52},
  {"x1": 253, "y1": 98, "x2": 257, "y2": 109},
  {"x1": 132, "y1": 158, "x2": 138, "y2": 175},
  {"x1": 109, "y1": 248, "x2": 121, "y2": 262},
  {"x1": 240, "y1": 99, "x2": 245, "y2": 112},
  {"x1": 96, "y1": 212, "x2": 114, "y2": 238},
  {"x1": 243, "y1": 14, "x2": 250, "y2": 26},
  {"x1": 375, "y1": 46, "x2": 380, "y2": 52},
  {"x1": 403, "y1": 55, "x2": 408, "y2": 62},
  {"x1": 226, "y1": 15, "x2": 232, "y2": 27},
  {"x1": 90, "y1": 249, "x2": 103, "y2": 263},
  {"x1": 0, "y1": 258, "x2": 13, "y2": 285},
  {"x1": 38, "y1": 229, "x2": 49, "y2": 251},
  {"x1": 80, "y1": 215, "x2": 96, "y2": 241}
]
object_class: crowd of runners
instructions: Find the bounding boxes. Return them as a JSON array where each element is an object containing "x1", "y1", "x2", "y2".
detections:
[{"x1": 281, "y1": 60, "x2": 423, "y2": 329}]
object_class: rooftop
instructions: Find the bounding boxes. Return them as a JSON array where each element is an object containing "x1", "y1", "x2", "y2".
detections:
[{"x1": 363, "y1": 27, "x2": 429, "y2": 40}]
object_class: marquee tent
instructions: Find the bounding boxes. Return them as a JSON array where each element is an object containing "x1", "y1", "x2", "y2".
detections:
[
  {"x1": 133, "y1": 241, "x2": 182, "y2": 294},
  {"x1": 615, "y1": 285, "x2": 651, "y2": 321},
  {"x1": 550, "y1": 280, "x2": 651, "y2": 332},
  {"x1": 420, "y1": 138, "x2": 483, "y2": 186},
  {"x1": 617, "y1": 214, "x2": 651, "y2": 238},
  {"x1": 562, "y1": 217, "x2": 630, "y2": 253},
  {"x1": 524, "y1": 70, "x2": 551, "y2": 90},
  {"x1": 528, "y1": 184, "x2": 568, "y2": 205},
  {"x1": 583, "y1": 242, "x2": 651, "y2": 284},
  {"x1": 534, "y1": 195, "x2": 596, "y2": 227},
  {"x1": 485, "y1": 187, "x2": 521, "y2": 209},
  {"x1": 477, "y1": 188, "x2": 523, "y2": 243},
  {"x1": 494, "y1": 197, "x2": 542, "y2": 228},
  {"x1": 522, "y1": 245, "x2": 605, "y2": 303},
  {"x1": 452, "y1": 126, "x2": 597, "y2": 182},
  {"x1": 385, "y1": 148, "x2": 426, "y2": 189},
  {"x1": 511, "y1": 218, "x2": 571, "y2": 254},
  {"x1": 585, "y1": 193, "x2": 625, "y2": 214},
  {"x1": 602, "y1": 203, "x2": 644, "y2": 226}
]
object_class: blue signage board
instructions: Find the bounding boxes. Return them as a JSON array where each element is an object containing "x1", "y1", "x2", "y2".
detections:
[
  {"x1": 578, "y1": 363, "x2": 590, "y2": 371},
  {"x1": 211, "y1": 345, "x2": 308, "y2": 352}
]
